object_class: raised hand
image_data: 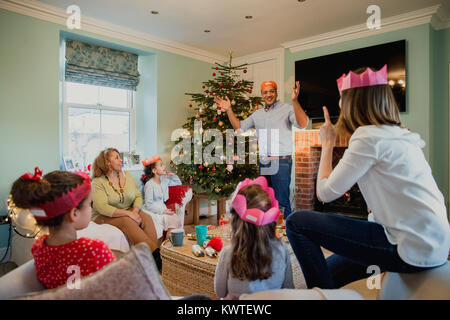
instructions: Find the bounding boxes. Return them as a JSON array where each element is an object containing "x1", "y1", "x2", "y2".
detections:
[
  {"x1": 291, "y1": 81, "x2": 300, "y2": 101},
  {"x1": 214, "y1": 96, "x2": 232, "y2": 112},
  {"x1": 319, "y1": 106, "x2": 337, "y2": 148}
]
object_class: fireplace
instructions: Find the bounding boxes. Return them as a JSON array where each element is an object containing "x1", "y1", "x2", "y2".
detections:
[{"x1": 294, "y1": 130, "x2": 368, "y2": 220}]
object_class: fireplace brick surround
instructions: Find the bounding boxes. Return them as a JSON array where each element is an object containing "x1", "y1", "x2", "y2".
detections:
[{"x1": 294, "y1": 130, "x2": 351, "y2": 210}]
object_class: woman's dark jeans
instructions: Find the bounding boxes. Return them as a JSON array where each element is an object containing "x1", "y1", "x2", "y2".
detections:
[{"x1": 286, "y1": 210, "x2": 435, "y2": 289}]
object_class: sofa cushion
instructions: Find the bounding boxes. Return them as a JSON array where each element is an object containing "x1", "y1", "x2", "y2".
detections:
[
  {"x1": 379, "y1": 261, "x2": 450, "y2": 300},
  {"x1": 15, "y1": 243, "x2": 171, "y2": 300},
  {"x1": 239, "y1": 288, "x2": 364, "y2": 300}
]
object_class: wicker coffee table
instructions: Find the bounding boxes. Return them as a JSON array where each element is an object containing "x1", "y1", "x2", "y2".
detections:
[{"x1": 160, "y1": 225, "x2": 332, "y2": 299}]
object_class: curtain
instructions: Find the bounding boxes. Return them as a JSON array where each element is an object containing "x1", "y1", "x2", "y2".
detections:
[{"x1": 65, "y1": 39, "x2": 140, "y2": 91}]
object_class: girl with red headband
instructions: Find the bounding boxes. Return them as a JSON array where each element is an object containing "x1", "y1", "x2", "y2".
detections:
[
  {"x1": 10, "y1": 168, "x2": 115, "y2": 289},
  {"x1": 214, "y1": 176, "x2": 294, "y2": 300}
]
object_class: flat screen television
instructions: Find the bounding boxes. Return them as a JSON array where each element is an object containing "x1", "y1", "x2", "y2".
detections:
[{"x1": 295, "y1": 40, "x2": 406, "y2": 123}]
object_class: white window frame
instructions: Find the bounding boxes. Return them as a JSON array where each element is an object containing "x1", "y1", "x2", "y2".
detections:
[{"x1": 62, "y1": 79, "x2": 137, "y2": 161}]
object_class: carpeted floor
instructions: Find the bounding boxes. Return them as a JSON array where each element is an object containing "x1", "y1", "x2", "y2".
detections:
[{"x1": 0, "y1": 261, "x2": 18, "y2": 277}]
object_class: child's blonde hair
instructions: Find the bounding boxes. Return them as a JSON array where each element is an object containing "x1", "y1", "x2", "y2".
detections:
[{"x1": 230, "y1": 184, "x2": 279, "y2": 281}]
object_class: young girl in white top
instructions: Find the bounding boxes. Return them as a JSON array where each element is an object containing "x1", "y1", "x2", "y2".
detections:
[
  {"x1": 214, "y1": 177, "x2": 294, "y2": 299},
  {"x1": 141, "y1": 154, "x2": 183, "y2": 240},
  {"x1": 286, "y1": 65, "x2": 450, "y2": 289}
]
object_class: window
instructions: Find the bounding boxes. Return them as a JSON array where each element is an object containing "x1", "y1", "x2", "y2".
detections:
[{"x1": 62, "y1": 82, "x2": 136, "y2": 169}]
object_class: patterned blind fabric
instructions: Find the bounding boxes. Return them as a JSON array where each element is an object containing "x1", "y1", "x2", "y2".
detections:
[{"x1": 65, "y1": 39, "x2": 140, "y2": 91}]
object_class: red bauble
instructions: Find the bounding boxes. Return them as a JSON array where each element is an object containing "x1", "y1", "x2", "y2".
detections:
[
  {"x1": 216, "y1": 67, "x2": 219, "y2": 70},
  {"x1": 212, "y1": 168, "x2": 216, "y2": 172},
  {"x1": 189, "y1": 104, "x2": 192, "y2": 107},
  {"x1": 205, "y1": 90, "x2": 209, "y2": 93},
  {"x1": 213, "y1": 73, "x2": 216, "y2": 77},
  {"x1": 210, "y1": 92, "x2": 214, "y2": 95},
  {"x1": 199, "y1": 165, "x2": 204, "y2": 170},
  {"x1": 221, "y1": 72, "x2": 224, "y2": 75},
  {"x1": 243, "y1": 69, "x2": 247, "y2": 73},
  {"x1": 249, "y1": 90, "x2": 252, "y2": 93},
  {"x1": 207, "y1": 237, "x2": 223, "y2": 251},
  {"x1": 219, "y1": 83, "x2": 223, "y2": 87},
  {"x1": 202, "y1": 85, "x2": 205, "y2": 89},
  {"x1": 213, "y1": 117, "x2": 217, "y2": 121}
]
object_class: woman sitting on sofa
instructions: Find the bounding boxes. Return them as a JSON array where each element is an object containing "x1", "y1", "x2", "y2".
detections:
[{"x1": 91, "y1": 148, "x2": 161, "y2": 269}]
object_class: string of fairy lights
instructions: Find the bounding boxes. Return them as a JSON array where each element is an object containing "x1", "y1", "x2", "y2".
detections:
[{"x1": 5, "y1": 195, "x2": 43, "y2": 239}]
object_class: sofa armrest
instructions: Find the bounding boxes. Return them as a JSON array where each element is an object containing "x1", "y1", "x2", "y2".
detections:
[{"x1": 0, "y1": 259, "x2": 45, "y2": 299}]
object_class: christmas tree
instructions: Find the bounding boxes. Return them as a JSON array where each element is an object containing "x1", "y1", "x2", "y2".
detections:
[{"x1": 171, "y1": 54, "x2": 262, "y2": 199}]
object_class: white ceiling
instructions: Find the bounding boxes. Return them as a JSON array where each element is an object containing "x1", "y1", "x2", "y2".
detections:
[{"x1": 39, "y1": 0, "x2": 447, "y2": 57}]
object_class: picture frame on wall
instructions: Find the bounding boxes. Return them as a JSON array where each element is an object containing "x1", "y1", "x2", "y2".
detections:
[{"x1": 63, "y1": 156, "x2": 75, "y2": 172}]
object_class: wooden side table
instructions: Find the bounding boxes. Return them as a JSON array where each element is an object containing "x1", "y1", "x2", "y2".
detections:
[{"x1": 191, "y1": 193, "x2": 227, "y2": 225}]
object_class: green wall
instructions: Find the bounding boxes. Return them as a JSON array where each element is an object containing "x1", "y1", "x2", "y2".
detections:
[
  {"x1": 0, "y1": 8, "x2": 213, "y2": 214},
  {"x1": 285, "y1": 24, "x2": 450, "y2": 214}
]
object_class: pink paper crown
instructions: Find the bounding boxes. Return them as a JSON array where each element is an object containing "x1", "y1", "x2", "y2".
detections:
[
  {"x1": 142, "y1": 154, "x2": 161, "y2": 166},
  {"x1": 231, "y1": 176, "x2": 280, "y2": 226},
  {"x1": 337, "y1": 65, "x2": 388, "y2": 92},
  {"x1": 30, "y1": 171, "x2": 91, "y2": 221}
]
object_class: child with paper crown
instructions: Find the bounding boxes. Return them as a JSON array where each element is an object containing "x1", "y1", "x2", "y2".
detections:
[
  {"x1": 9, "y1": 168, "x2": 115, "y2": 289},
  {"x1": 141, "y1": 154, "x2": 183, "y2": 240},
  {"x1": 286, "y1": 65, "x2": 450, "y2": 289},
  {"x1": 214, "y1": 176, "x2": 294, "y2": 300}
]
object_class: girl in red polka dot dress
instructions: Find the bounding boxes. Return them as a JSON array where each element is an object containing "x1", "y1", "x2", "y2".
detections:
[{"x1": 10, "y1": 168, "x2": 116, "y2": 289}]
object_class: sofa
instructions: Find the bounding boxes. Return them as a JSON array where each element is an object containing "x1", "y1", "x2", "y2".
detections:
[
  {"x1": 1, "y1": 250, "x2": 448, "y2": 300},
  {"x1": 240, "y1": 262, "x2": 450, "y2": 300}
]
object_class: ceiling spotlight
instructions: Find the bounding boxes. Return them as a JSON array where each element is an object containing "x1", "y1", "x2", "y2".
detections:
[
  {"x1": 204, "y1": 29, "x2": 211, "y2": 33},
  {"x1": 150, "y1": 10, "x2": 159, "y2": 14},
  {"x1": 298, "y1": 0, "x2": 306, "y2": 2},
  {"x1": 245, "y1": 15, "x2": 253, "y2": 19}
]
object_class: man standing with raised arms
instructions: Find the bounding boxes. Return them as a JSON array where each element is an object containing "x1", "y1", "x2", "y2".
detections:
[{"x1": 214, "y1": 81, "x2": 308, "y2": 218}]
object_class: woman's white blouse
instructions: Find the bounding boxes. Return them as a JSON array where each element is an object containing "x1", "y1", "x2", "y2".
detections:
[{"x1": 317, "y1": 125, "x2": 450, "y2": 267}]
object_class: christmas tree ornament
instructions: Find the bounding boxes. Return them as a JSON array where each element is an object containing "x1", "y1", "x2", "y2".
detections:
[
  {"x1": 243, "y1": 69, "x2": 247, "y2": 73},
  {"x1": 217, "y1": 110, "x2": 222, "y2": 115},
  {"x1": 231, "y1": 100, "x2": 236, "y2": 106},
  {"x1": 213, "y1": 117, "x2": 217, "y2": 121},
  {"x1": 219, "y1": 83, "x2": 223, "y2": 87},
  {"x1": 227, "y1": 164, "x2": 233, "y2": 172},
  {"x1": 212, "y1": 168, "x2": 216, "y2": 172},
  {"x1": 213, "y1": 73, "x2": 216, "y2": 77},
  {"x1": 219, "y1": 121, "x2": 223, "y2": 127},
  {"x1": 212, "y1": 103, "x2": 217, "y2": 110}
]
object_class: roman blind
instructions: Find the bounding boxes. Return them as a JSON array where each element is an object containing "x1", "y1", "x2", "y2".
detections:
[{"x1": 65, "y1": 39, "x2": 140, "y2": 90}]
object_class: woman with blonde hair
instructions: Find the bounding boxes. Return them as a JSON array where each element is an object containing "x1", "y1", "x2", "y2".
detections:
[
  {"x1": 286, "y1": 65, "x2": 450, "y2": 289},
  {"x1": 91, "y1": 148, "x2": 161, "y2": 269}
]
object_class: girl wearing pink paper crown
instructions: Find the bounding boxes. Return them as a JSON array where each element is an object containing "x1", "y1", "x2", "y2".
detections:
[
  {"x1": 286, "y1": 65, "x2": 450, "y2": 289},
  {"x1": 141, "y1": 154, "x2": 183, "y2": 241},
  {"x1": 9, "y1": 168, "x2": 115, "y2": 289},
  {"x1": 214, "y1": 176, "x2": 294, "y2": 299}
]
